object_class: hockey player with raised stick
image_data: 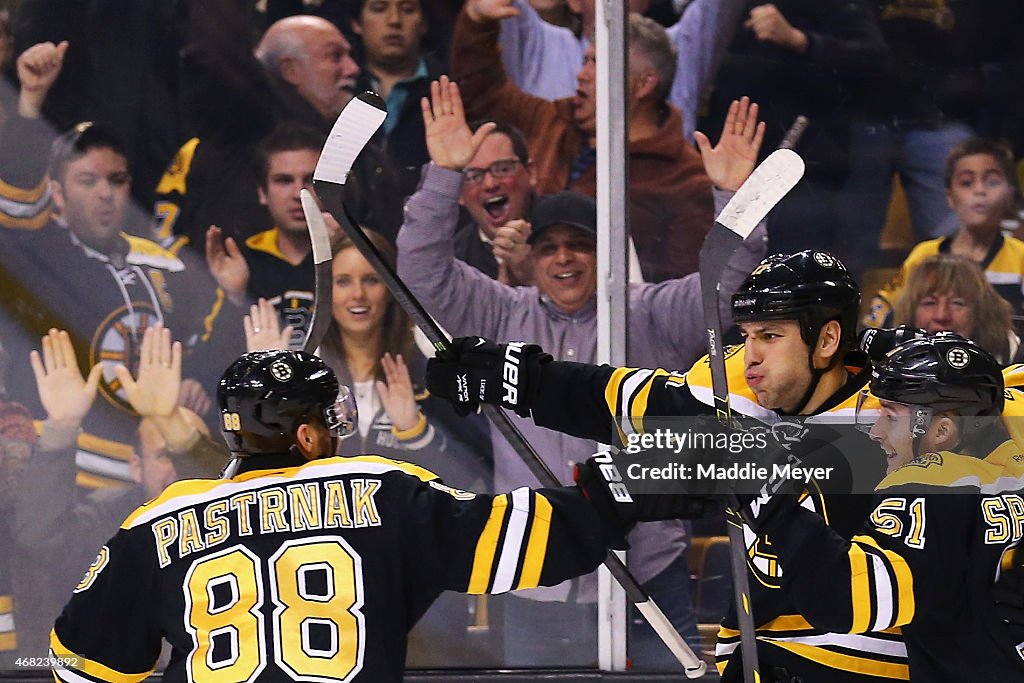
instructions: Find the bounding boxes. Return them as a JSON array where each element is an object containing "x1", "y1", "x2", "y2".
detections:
[
  {"x1": 426, "y1": 251, "x2": 911, "y2": 681},
  {"x1": 750, "y1": 332, "x2": 1024, "y2": 679},
  {"x1": 47, "y1": 349, "x2": 699, "y2": 683}
]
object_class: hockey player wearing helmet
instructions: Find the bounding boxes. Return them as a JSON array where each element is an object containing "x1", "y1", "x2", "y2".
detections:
[
  {"x1": 730, "y1": 250, "x2": 861, "y2": 416},
  {"x1": 217, "y1": 349, "x2": 357, "y2": 475},
  {"x1": 47, "y1": 350, "x2": 696, "y2": 683},
  {"x1": 761, "y1": 333, "x2": 1024, "y2": 679},
  {"x1": 426, "y1": 251, "x2": 915, "y2": 681},
  {"x1": 862, "y1": 332, "x2": 1005, "y2": 473}
]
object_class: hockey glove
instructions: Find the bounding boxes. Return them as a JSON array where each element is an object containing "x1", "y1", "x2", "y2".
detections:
[
  {"x1": 574, "y1": 449, "x2": 710, "y2": 551},
  {"x1": 731, "y1": 428, "x2": 807, "y2": 535},
  {"x1": 426, "y1": 337, "x2": 551, "y2": 417},
  {"x1": 734, "y1": 489, "x2": 800, "y2": 536},
  {"x1": 993, "y1": 547, "x2": 1024, "y2": 649},
  {"x1": 857, "y1": 325, "x2": 927, "y2": 362}
]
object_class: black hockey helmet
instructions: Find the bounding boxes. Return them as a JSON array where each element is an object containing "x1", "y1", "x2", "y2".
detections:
[
  {"x1": 217, "y1": 350, "x2": 355, "y2": 456},
  {"x1": 871, "y1": 332, "x2": 1004, "y2": 419},
  {"x1": 732, "y1": 250, "x2": 861, "y2": 352}
]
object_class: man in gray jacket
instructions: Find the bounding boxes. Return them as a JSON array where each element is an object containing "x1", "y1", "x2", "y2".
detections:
[{"x1": 396, "y1": 76, "x2": 767, "y2": 667}]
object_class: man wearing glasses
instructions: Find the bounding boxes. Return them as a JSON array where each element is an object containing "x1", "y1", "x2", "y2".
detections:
[
  {"x1": 450, "y1": 120, "x2": 538, "y2": 286},
  {"x1": 395, "y1": 77, "x2": 766, "y2": 668}
]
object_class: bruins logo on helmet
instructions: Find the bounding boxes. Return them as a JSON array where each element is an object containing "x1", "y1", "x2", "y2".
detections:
[
  {"x1": 946, "y1": 347, "x2": 971, "y2": 369},
  {"x1": 813, "y1": 252, "x2": 836, "y2": 268},
  {"x1": 270, "y1": 360, "x2": 293, "y2": 382}
]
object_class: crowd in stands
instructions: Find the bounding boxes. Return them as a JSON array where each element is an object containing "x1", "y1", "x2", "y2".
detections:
[{"x1": 0, "y1": 0, "x2": 1021, "y2": 673}]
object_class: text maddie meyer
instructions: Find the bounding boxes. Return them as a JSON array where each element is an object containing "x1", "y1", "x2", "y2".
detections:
[{"x1": 626, "y1": 461, "x2": 835, "y2": 484}]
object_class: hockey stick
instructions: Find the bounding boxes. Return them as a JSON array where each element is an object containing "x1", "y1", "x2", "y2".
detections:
[
  {"x1": 313, "y1": 92, "x2": 706, "y2": 677},
  {"x1": 698, "y1": 147, "x2": 805, "y2": 683},
  {"x1": 779, "y1": 115, "x2": 809, "y2": 151},
  {"x1": 300, "y1": 189, "x2": 333, "y2": 354}
]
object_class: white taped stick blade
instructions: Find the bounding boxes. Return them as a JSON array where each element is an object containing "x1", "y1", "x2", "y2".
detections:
[
  {"x1": 634, "y1": 600, "x2": 707, "y2": 677},
  {"x1": 300, "y1": 189, "x2": 332, "y2": 266},
  {"x1": 314, "y1": 92, "x2": 387, "y2": 185},
  {"x1": 716, "y1": 148, "x2": 805, "y2": 240}
]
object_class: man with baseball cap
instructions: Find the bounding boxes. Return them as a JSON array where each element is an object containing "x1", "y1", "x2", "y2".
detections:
[
  {"x1": 523, "y1": 191, "x2": 599, "y2": 315},
  {"x1": 394, "y1": 77, "x2": 768, "y2": 668}
]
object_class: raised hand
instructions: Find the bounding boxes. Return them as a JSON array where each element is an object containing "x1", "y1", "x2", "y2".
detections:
[
  {"x1": 17, "y1": 40, "x2": 68, "y2": 118},
  {"x1": 244, "y1": 297, "x2": 293, "y2": 352},
  {"x1": 465, "y1": 0, "x2": 520, "y2": 23},
  {"x1": 745, "y1": 4, "x2": 808, "y2": 52},
  {"x1": 29, "y1": 328, "x2": 103, "y2": 428},
  {"x1": 376, "y1": 353, "x2": 421, "y2": 433},
  {"x1": 114, "y1": 322, "x2": 181, "y2": 419},
  {"x1": 206, "y1": 225, "x2": 250, "y2": 306},
  {"x1": 421, "y1": 75, "x2": 496, "y2": 171},
  {"x1": 693, "y1": 96, "x2": 766, "y2": 192}
]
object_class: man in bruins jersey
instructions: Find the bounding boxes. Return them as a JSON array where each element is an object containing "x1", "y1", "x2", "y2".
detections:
[
  {"x1": 428, "y1": 250, "x2": 909, "y2": 681},
  {"x1": 757, "y1": 333, "x2": 1024, "y2": 678},
  {"x1": 49, "y1": 350, "x2": 694, "y2": 683},
  {"x1": 0, "y1": 120, "x2": 225, "y2": 489}
]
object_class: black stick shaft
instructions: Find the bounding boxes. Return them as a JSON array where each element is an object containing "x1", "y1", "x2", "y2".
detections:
[
  {"x1": 699, "y1": 227, "x2": 761, "y2": 683},
  {"x1": 317, "y1": 179, "x2": 706, "y2": 675}
]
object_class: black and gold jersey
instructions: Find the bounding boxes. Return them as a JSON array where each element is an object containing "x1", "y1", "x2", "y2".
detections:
[
  {"x1": 50, "y1": 454, "x2": 611, "y2": 683},
  {"x1": 531, "y1": 349, "x2": 909, "y2": 681},
  {"x1": 153, "y1": 137, "x2": 272, "y2": 251},
  {"x1": 0, "y1": 115, "x2": 55, "y2": 232},
  {"x1": 771, "y1": 440, "x2": 1024, "y2": 679},
  {"x1": 242, "y1": 229, "x2": 315, "y2": 350},
  {"x1": 0, "y1": 224, "x2": 222, "y2": 488}
]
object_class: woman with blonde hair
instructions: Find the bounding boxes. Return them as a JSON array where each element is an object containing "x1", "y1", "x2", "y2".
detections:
[{"x1": 893, "y1": 253, "x2": 1019, "y2": 363}]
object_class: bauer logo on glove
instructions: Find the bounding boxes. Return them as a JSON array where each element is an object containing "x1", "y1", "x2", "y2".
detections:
[{"x1": 426, "y1": 336, "x2": 552, "y2": 417}]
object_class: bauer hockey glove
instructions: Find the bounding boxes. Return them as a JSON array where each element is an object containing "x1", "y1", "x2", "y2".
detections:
[
  {"x1": 426, "y1": 336, "x2": 551, "y2": 417},
  {"x1": 993, "y1": 547, "x2": 1024, "y2": 648},
  {"x1": 731, "y1": 430, "x2": 807, "y2": 535},
  {"x1": 574, "y1": 449, "x2": 710, "y2": 550},
  {"x1": 734, "y1": 488, "x2": 800, "y2": 536}
]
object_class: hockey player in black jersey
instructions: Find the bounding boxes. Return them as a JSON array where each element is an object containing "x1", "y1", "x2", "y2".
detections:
[
  {"x1": 754, "y1": 333, "x2": 1024, "y2": 679},
  {"x1": 48, "y1": 350, "x2": 695, "y2": 683},
  {"x1": 427, "y1": 250, "x2": 911, "y2": 681}
]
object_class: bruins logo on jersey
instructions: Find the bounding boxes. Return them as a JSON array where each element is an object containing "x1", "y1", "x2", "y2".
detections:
[
  {"x1": 268, "y1": 291, "x2": 316, "y2": 348},
  {"x1": 748, "y1": 489, "x2": 822, "y2": 588},
  {"x1": 906, "y1": 452, "x2": 944, "y2": 469},
  {"x1": 91, "y1": 304, "x2": 161, "y2": 413}
]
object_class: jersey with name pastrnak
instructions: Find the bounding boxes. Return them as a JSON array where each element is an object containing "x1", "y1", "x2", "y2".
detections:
[{"x1": 50, "y1": 455, "x2": 611, "y2": 683}]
